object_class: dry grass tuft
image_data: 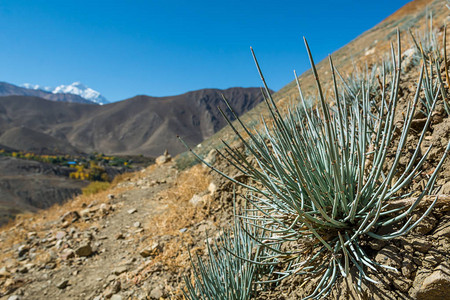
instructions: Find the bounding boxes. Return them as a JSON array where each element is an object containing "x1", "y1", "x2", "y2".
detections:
[{"x1": 134, "y1": 164, "x2": 214, "y2": 296}]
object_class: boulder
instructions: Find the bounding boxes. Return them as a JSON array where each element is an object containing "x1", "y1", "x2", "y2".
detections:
[{"x1": 416, "y1": 264, "x2": 450, "y2": 300}]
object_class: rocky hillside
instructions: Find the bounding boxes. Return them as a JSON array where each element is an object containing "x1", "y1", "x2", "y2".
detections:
[{"x1": 0, "y1": 0, "x2": 450, "y2": 300}]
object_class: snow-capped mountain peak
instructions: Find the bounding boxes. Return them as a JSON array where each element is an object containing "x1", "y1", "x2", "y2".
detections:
[{"x1": 21, "y1": 82, "x2": 109, "y2": 105}]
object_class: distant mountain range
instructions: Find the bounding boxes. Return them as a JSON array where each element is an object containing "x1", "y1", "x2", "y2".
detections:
[
  {"x1": 22, "y1": 82, "x2": 109, "y2": 105},
  {"x1": 0, "y1": 81, "x2": 97, "y2": 104},
  {"x1": 0, "y1": 87, "x2": 267, "y2": 157}
]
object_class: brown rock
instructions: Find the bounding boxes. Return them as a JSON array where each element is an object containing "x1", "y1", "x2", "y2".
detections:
[
  {"x1": 75, "y1": 243, "x2": 93, "y2": 257},
  {"x1": 56, "y1": 279, "x2": 69, "y2": 289},
  {"x1": 416, "y1": 264, "x2": 450, "y2": 300},
  {"x1": 104, "y1": 280, "x2": 121, "y2": 298},
  {"x1": 113, "y1": 266, "x2": 128, "y2": 275},
  {"x1": 432, "y1": 217, "x2": 450, "y2": 238},
  {"x1": 393, "y1": 277, "x2": 412, "y2": 292},
  {"x1": 61, "y1": 211, "x2": 80, "y2": 224},
  {"x1": 414, "y1": 214, "x2": 437, "y2": 235},
  {"x1": 80, "y1": 209, "x2": 91, "y2": 218},
  {"x1": 17, "y1": 245, "x2": 29, "y2": 257},
  {"x1": 140, "y1": 242, "x2": 162, "y2": 258},
  {"x1": 411, "y1": 238, "x2": 433, "y2": 253},
  {"x1": 155, "y1": 151, "x2": 171, "y2": 165},
  {"x1": 374, "y1": 246, "x2": 402, "y2": 268},
  {"x1": 0, "y1": 267, "x2": 11, "y2": 277}
]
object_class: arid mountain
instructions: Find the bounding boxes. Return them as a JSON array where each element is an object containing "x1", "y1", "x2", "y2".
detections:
[
  {"x1": 0, "y1": 87, "x2": 266, "y2": 157},
  {"x1": 0, "y1": 81, "x2": 96, "y2": 104},
  {"x1": 1, "y1": 1, "x2": 449, "y2": 299}
]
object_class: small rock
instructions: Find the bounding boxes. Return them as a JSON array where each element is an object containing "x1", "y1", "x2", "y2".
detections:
[
  {"x1": 179, "y1": 228, "x2": 188, "y2": 233},
  {"x1": 203, "y1": 149, "x2": 216, "y2": 167},
  {"x1": 7, "y1": 296, "x2": 21, "y2": 300},
  {"x1": 208, "y1": 182, "x2": 217, "y2": 194},
  {"x1": 150, "y1": 286, "x2": 164, "y2": 299},
  {"x1": 75, "y1": 243, "x2": 93, "y2": 257},
  {"x1": 80, "y1": 209, "x2": 91, "y2": 218},
  {"x1": 99, "y1": 203, "x2": 110, "y2": 216},
  {"x1": 155, "y1": 150, "x2": 171, "y2": 165},
  {"x1": 55, "y1": 231, "x2": 67, "y2": 240},
  {"x1": 113, "y1": 266, "x2": 128, "y2": 275},
  {"x1": 108, "y1": 194, "x2": 115, "y2": 200},
  {"x1": 128, "y1": 208, "x2": 137, "y2": 214},
  {"x1": 17, "y1": 245, "x2": 29, "y2": 257},
  {"x1": 110, "y1": 295, "x2": 123, "y2": 300},
  {"x1": 416, "y1": 264, "x2": 450, "y2": 300},
  {"x1": 104, "y1": 281, "x2": 121, "y2": 298},
  {"x1": 0, "y1": 267, "x2": 11, "y2": 277},
  {"x1": 61, "y1": 211, "x2": 80, "y2": 224},
  {"x1": 411, "y1": 238, "x2": 433, "y2": 253},
  {"x1": 115, "y1": 233, "x2": 125, "y2": 240},
  {"x1": 422, "y1": 254, "x2": 442, "y2": 269},
  {"x1": 368, "y1": 239, "x2": 386, "y2": 251},
  {"x1": 56, "y1": 279, "x2": 69, "y2": 289},
  {"x1": 133, "y1": 222, "x2": 141, "y2": 228},
  {"x1": 139, "y1": 242, "x2": 162, "y2": 258},
  {"x1": 45, "y1": 262, "x2": 56, "y2": 269},
  {"x1": 375, "y1": 246, "x2": 401, "y2": 268},
  {"x1": 61, "y1": 248, "x2": 75, "y2": 260},
  {"x1": 27, "y1": 232, "x2": 37, "y2": 239},
  {"x1": 189, "y1": 194, "x2": 209, "y2": 206},
  {"x1": 432, "y1": 217, "x2": 450, "y2": 238},
  {"x1": 414, "y1": 214, "x2": 437, "y2": 235},
  {"x1": 393, "y1": 277, "x2": 412, "y2": 292}
]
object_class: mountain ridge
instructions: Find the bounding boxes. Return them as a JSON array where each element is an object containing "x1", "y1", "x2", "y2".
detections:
[
  {"x1": 0, "y1": 81, "x2": 96, "y2": 104},
  {"x1": 0, "y1": 87, "x2": 268, "y2": 157}
]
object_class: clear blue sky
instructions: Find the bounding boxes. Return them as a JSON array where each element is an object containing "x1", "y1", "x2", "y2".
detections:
[{"x1": 0, "y1": 0, "x2": 411, "y2": 101}]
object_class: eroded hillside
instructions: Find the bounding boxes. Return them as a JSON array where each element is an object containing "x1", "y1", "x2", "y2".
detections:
[{"x1": 1, "y1": 0, "x2": 450, "y2": 299}]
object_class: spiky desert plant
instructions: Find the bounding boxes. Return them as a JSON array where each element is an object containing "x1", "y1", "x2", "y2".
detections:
[
  {"x1": 409, "y1": 12, "x2": 450, "y2": 115},
  {"x1": 182, "y1": 31, "x2": 450, "y2": 299},
  {"x1": 335, "y1": 63, "x2": 378, "y2": 101},
  {"x1": 184, "y1": 203, "x2": 276, "y2": 300}
]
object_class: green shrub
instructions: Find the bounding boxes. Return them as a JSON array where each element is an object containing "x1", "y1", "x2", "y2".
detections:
[
  {"x1": 183, "y1": 31, "x2": 450, "y2": 299},
  {"x1": 184, "y1": 205, "x2": 276, "y2": 300}
]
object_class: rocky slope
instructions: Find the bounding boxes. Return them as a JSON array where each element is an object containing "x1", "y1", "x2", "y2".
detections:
[
  {"x1": 0, "y1": 0, "x2": 449, "y2": 300},
  {"x1": 0, "y1": 140, "x2": 448, "y2": 299}
]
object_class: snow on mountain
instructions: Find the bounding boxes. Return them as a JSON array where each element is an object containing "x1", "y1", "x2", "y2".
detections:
[
  {"x1": 21, "y1": 82, "x2": 109, "y2": 105},
  {"x1": 22, "y1": 83, "x2": 53, "y2": 92}
]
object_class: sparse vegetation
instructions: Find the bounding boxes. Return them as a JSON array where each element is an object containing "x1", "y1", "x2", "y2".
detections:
[
  {"x1": 409, "y1": 11, "x2": 450, "y2": 115},
  {"x1": 183, "y1": 31, "x2": 450, "y2": 299},
  {"x1": 82, "y1": 181, "x2": 111, "y2": 196},
  {"x1": 184, "y1": 212, "x2": 260, "y2": 300}
]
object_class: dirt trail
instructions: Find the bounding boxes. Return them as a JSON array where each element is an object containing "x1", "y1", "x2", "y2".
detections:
[{"x1": 0, "y1": 162, "x2": 179, "y2": 300}]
